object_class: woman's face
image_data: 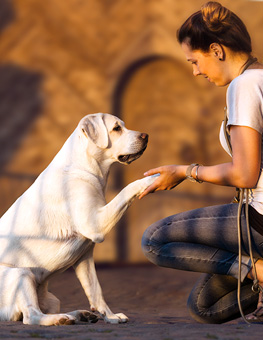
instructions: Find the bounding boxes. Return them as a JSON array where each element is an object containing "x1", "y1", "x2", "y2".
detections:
[{"x1": 181, "y1": 41, "x2": 230, "y2": 87}]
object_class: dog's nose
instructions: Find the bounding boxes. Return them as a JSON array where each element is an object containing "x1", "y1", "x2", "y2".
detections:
[{"x1": 140, "y1": 133, "x2": 148, "y2": 142}]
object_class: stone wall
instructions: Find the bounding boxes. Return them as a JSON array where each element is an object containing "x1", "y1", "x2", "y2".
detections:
[{"x1": 0, "y1": 0, "x2": 262, "y2": 262}]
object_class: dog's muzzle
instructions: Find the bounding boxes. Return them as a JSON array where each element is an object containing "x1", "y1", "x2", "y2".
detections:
[{"x1": 118, "y1": 133, "x2": 148, "y2": 164}]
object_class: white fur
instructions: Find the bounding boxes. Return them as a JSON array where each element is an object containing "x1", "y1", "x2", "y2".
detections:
[{"x1": 0, "y1": 113, "x2": 156, "y2": 325}]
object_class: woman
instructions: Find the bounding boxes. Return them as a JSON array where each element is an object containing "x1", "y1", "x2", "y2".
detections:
[{"x1": 140, "y1": 1, "x2": 263, "y2": 323}]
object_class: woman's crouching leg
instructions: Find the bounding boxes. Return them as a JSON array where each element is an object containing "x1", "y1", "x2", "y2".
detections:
[{"x1": 187, "y1": 273, "x2": 258, "y2": 324}]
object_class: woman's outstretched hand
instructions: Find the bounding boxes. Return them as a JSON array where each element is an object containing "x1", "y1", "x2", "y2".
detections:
[{"x1": 139, "y1": 165, "x2": 187, "y2": 199}]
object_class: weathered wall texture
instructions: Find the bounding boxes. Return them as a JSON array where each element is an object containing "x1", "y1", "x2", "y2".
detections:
[{"x1": 0, "y1": 0, "x2": 262, "y2": 262}]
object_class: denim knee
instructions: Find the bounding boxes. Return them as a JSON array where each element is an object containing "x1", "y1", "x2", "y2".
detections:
[
  {"x1": 141, "y1": 227, "x2": 153, "y2": 261},
  {"x1": 187, "y1": 273, "x2": 258, "y2": 324},
  {"x1": 141, "y1": 222, "x2": 162, "y2": 265}
]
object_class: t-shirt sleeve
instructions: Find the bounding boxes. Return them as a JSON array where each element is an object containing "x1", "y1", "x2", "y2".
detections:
[{"x1": 226, "y1": 70, "x2": 263, "y2": 134}]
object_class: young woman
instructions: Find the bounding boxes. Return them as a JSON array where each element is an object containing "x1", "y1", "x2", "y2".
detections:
[{"x1": 140, "y1": 1, "x2": 263, "y2": 323}]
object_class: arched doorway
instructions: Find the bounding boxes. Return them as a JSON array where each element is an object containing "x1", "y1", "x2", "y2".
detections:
[{"x1": 111, "y1": 56, "x2": 232, "y2": 262}]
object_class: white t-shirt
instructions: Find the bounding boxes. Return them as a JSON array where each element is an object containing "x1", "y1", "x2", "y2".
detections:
[{"x1": 219, "y1": 69, "x2": 263, "y2": 214}]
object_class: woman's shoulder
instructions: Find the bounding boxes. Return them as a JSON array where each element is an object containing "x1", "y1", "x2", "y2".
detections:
[
  {"x1": 237, "y1": 68, "x2": 263, "y2": 81},
  {"x1": 241, "y1": 67, "x2": 263, "y2": 78},
  {"x1": 229, "y1": 68, "x2": 263, "y2": 92}
]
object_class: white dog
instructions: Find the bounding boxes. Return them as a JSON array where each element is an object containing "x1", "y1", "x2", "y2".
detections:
[{"x1": 0, "y1": 113, "x2": 157, "y2": 326}]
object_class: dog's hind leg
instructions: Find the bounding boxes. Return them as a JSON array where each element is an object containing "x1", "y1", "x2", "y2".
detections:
[
  {"x1": 0, "y1": 266, "x2": 76, "y2": 325},
  {"x1": 37, "y1": 279, "x2": 98, "y2": 323},
  {"x1": 37, "y1": 281, "x2": 60, "y2": 314}
]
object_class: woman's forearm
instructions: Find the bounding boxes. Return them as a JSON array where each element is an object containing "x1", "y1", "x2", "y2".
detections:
[
  {"x1": 189, "y1": 126, "x2": 261, "y2": 189},
  {"x1": 191, "y1": 162, "x2": 258, "y2": 189}
]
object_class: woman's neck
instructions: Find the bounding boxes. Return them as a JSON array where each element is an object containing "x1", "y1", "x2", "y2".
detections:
[
  {"x1": 225, "y1": 50, "x2": 259, "y2": 81},
  {"x1": 239, "y1": 56, "x2": 258, "y2": 74}
]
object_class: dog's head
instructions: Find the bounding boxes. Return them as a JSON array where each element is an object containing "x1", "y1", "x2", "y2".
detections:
[{"x1": 79, "y1": 113, "x2": 148, "y2": 164}]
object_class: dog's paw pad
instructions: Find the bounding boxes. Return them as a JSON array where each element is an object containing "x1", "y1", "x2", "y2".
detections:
[
  {"x1": 79, "y1": 311, "x2": 98, "y2": 323},
  {"x1": 55, "y1": 316, "x2": 75, "y2": 326}
]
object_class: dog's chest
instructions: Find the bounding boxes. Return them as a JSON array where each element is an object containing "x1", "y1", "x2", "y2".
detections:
[
  {"x1": 29, "y1": 237, "x2": 93, "y2": 283},
  {"x1": 41, "y1": 237, "x2": 93, "y2": 271},
  {"x1": 0, "y1": 235, "x2": 93, "y2": 273}
]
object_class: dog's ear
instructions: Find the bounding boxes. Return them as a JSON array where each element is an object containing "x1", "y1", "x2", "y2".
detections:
[{"x1": 80, "y1": 114, "x2": 109, "y2": 149}]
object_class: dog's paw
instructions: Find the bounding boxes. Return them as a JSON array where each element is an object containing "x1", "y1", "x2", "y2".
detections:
[
  {"x1": 146, "y1": 173, "x2": 160, "y2": 184},
  {"x1": 68, "y1": 310, "x2": 98, "y2": 323},
  {"x1": 54, "y1": 315, "x2": 76, "y2": 326},
  {"x1": 80, "y1": 310, "x2": 99, "y2": 323},
  {"x1": 80, "y1": 310, "x2": 98, "y2": 323},
  {"x1": 104, "y1": 312, "x2": 129, "y2": 324},
  {"x1": 138, "y1": 174, "x2": 160, "y2": 192},
  {"x1": 27, "y1": 313, "x2": 76, "y2": 326}
]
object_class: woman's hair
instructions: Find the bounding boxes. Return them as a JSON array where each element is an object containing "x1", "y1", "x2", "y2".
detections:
[{"x1": 177, "y1": 2, "x2": 252, "y2": 53}]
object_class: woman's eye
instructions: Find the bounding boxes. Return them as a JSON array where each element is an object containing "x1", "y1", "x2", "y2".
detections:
[{"x1": 113, "y1": 125, "x2": 121, "y2": 132}]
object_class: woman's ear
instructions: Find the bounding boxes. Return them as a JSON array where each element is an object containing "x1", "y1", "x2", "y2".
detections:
[{"x1": 210, "y1": 43, "x2": 225, "y2": 61}]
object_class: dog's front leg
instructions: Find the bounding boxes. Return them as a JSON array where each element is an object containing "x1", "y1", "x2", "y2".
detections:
[
  {"x1": 96, "y1": 174, "x2": 158, "y2": 239},
  {"x1": 74, "y1": 246, "x2": 128, "y2": 324}
]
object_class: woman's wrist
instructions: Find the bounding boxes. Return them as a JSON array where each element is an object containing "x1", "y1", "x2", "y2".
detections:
[
  {"x1": 179, "y1": 165, "x2": 189, "y2": 180},
  {"x1": 185, "y1": 163, "x2": 203, "y2": 183}
]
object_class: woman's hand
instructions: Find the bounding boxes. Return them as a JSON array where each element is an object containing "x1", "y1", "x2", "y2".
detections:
[
  {"x1": 139, "y1": 165, "x2": 187, "y2": 199},
  {"x1": 138, "y1": 126, "x2": 261, "y2": 200}
]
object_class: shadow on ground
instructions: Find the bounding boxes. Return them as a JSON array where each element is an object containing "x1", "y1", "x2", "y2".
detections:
[{"x1": 0, "y1": 264, "x2": 261, "y2": 339}]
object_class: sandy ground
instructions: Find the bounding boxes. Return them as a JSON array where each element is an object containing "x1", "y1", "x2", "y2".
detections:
[{"x1": 0, "y1": 264, "x2": 262, "y2": 340}]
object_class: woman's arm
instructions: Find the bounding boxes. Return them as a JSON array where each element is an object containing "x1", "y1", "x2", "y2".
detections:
[
  {"x1": 197, "y1": 126, "x2": 261, "y2": 188},
  {"x1": 139, "y1": 164, "x2": 188, "y2": 199},
  {"x1": 139, "y1": 126, "x2": 261, "y2": 199}
]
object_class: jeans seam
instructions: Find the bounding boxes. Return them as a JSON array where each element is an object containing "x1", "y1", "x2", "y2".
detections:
[
  {"x1": 149, "y1": 250, "x2": 236, "y2": 268},
  {"x1": 149, "y1": 215, "x2": 239, "y2": 242}
]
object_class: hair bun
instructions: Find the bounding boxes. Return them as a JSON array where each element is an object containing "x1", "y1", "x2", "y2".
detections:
[{"x1": 201, "y1": 1, "x2": 231, "y2": 33}]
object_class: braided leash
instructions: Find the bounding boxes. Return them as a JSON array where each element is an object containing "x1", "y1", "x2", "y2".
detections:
[
  {"x1": 237, "y1": 189, "x2": 261, "y2": 325},
  {"x1": 223, "y1": 57, "x2": 260, "y2": 324}
]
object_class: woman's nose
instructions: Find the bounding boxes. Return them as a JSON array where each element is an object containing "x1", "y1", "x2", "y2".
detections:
[{"x1": 193, "y1": 65, "x2": 201, "y2": 77}]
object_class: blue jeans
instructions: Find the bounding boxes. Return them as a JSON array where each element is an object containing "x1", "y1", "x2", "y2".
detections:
[{"x1": 141, "y1": 203, "x2": 263, "y2": 323}]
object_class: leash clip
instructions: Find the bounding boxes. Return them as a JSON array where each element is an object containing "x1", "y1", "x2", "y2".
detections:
[
  {"x1": 252, "y1": 279, "x2": 263, "y2": 294},
  {"x1": 252, "y1": 280, "x2": 260, "y2": 293}
]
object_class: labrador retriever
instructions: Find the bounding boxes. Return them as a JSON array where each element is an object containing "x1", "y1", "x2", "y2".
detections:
[{"x1": 0, "y1": 113, "x2": 157, "y2": 325}]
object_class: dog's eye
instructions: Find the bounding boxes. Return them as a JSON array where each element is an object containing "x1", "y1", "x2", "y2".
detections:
[{"x1": 113, "y1": 124, "x2": 122, "y2": 132}]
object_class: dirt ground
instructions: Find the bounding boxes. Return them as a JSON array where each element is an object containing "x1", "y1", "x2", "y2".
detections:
[{"x1": 0, "y1": 264, "x2": 262, "y2": 340}]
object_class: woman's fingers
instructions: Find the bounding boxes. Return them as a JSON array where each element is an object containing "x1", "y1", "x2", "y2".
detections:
[
  {"x1": 139, "y1": 165, "x2": 187, "y2": 199},
  {"x1": 139, "y1": 181, "x2": 159, "y2": 199},
  {"x1": 143, "y1": 168, "x2": 160, "y2": 177},
  {"x1": 143, "y1": 167, "x2": 164, "y2": 177}
]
